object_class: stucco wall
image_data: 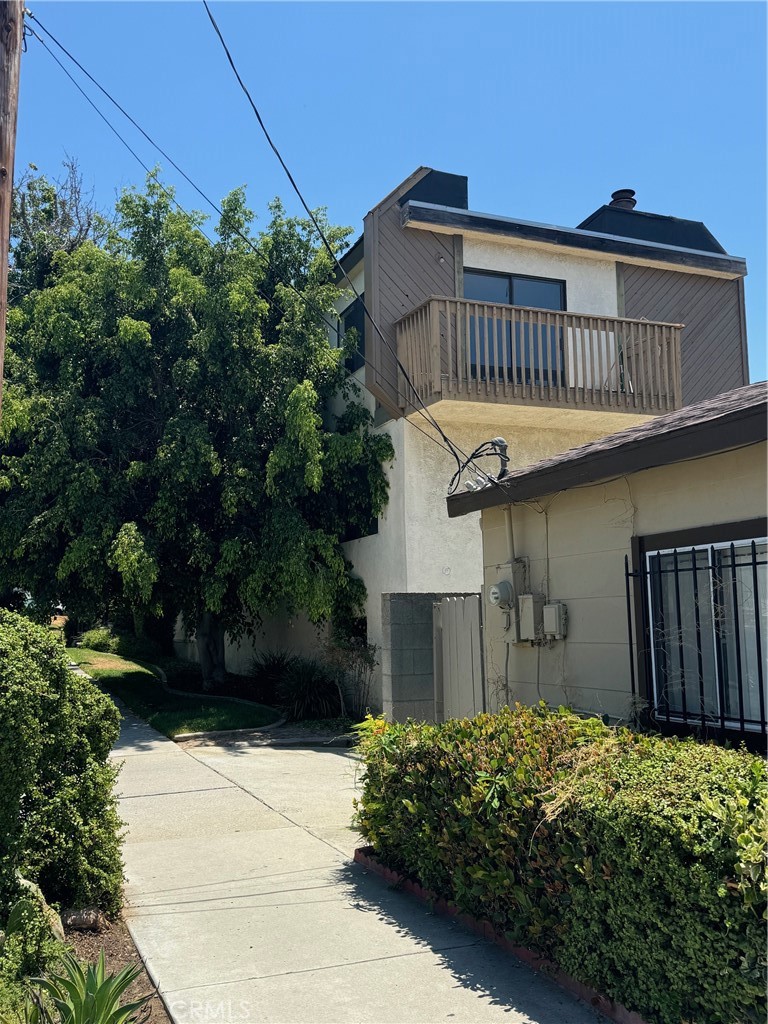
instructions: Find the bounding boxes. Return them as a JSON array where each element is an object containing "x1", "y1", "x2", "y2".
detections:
[
  {"x1": 480, "y1": 442, "x2": 767, "y2": 721},
  {"x1": 173, "y1": 613, "x2": 326, "y2": 676},
  {"x1": 462, "y1": 237, "x2": 618, "y2": 316}
]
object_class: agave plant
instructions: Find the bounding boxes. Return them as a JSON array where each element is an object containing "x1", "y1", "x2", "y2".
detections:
[{"x1": 25, "y1": 951, "x2": 150, "y2": 1024}]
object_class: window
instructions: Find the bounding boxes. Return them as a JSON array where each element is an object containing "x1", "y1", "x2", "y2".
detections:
[
  {"x1": 339, "y1": 295, "x2": 365, "y2": 373},
  {"x1": 463, "y1": 270, "x2": 566, "y2": 386},
  {"x1": 630, "y1": 524, "x2": 767, "y2": 741}
]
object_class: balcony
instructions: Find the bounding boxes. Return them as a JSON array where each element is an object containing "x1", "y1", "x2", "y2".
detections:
[{"x1": 395, "y1": 297, "x2": 683, "y2": 415}]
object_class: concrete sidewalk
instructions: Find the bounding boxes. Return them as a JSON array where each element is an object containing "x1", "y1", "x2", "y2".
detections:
[{"x1": 115, "y1": 710, "x2": 601, "y2": 1024}]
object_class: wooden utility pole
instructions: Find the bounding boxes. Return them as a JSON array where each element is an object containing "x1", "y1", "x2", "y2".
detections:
[{"x1": 0, "y1": 0, "x2": 24, "y2": 422}]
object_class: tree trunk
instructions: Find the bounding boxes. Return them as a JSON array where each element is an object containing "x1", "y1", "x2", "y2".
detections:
[{"x1": 196, "y1": 611, "x2": 226, "y2": 691}]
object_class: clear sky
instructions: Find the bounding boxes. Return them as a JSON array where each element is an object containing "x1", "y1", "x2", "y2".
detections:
[{"x1": 16, "y1": 1, "x2": 767, "y2": 380}]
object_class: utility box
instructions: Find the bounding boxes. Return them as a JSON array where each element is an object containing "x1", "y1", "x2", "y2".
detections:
[
  {"x1": 518, "y1": 593, "x2": 545, "y2": 641},
  {"x1": 543, "y1": 601, "x2": 568, "y2": 640}
]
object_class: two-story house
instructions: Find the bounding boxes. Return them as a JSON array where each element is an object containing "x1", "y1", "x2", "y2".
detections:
[
  {"x1": 333, "y1": 167, "x2": 748, "y2": 720},
  {"x1": 178, "y1": 166, "x2": 748, "y2": 721}
]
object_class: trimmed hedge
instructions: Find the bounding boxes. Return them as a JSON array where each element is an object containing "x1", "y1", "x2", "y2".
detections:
[
  {"x1": 355, "y1": 704, "x2": 767, "y2": 1024},
  {"x1": 0, "y1": 611, "x2": 123, "y2": 918}
]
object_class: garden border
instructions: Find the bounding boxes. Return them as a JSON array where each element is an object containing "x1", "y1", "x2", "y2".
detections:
[{"x1": 353, "y1": 845, "x2": 650, "y2": 1024}]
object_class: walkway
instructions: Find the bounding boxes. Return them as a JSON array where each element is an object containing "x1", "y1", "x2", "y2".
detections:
[{"x1": 114, "y1": 710, "x2": 601, "y2": 1024}]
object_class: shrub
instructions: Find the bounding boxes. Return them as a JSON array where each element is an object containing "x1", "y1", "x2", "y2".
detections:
[
  {"x1": 276, "y1": 657, "x2": 341, "y2": 721},
  {"x1": 0, "y1": 896, "x2": 65, "y2": 982},
  {"x1": 355, "y1": 705, "x2": 767, "y2": 1024},
  {"x1": 323, "y1": 634, "x2": 377, "y2": 721},
  {"x1": 250, "y1": 650, "x2": 296, "y2": 707},
  {"x1": 0, "y1": 611, "x2": 123, "y2": 919},
  {"x1": 79, "y1": 626, "x2": 118, "y2": 654}
]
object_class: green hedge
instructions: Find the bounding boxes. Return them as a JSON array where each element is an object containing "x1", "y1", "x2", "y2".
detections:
[
  {"x1": 0, "y1": 611, "x2": 123, "y2": 918},
  {"x1": 355, "y1": 704, "x2": 767, "y2": 1024}
]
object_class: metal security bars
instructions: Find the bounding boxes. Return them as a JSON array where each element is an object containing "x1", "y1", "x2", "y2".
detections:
[{"x1": 625, "y1": 539, "x2": 767, "y2": 745}]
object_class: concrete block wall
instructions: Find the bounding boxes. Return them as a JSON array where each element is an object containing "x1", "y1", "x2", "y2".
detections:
[{"x1": 380, "y1": 593, "x2": 441, "y2": 722}]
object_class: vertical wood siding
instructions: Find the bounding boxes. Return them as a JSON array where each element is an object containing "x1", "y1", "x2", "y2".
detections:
[
  {"x1": 365, "y1": 184, "x2": 457, "y2": 415},
  {"x1": 620, "y1": 263, "x2": 749, "y2": 405}
]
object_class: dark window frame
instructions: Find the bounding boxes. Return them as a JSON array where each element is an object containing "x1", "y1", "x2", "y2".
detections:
[
  {"x1": 462, "y1": 269, "x2": 567, "y2": 387},
  {"x1": 630, "y1": 517, "x2": 767, "y2": 749},
  {"x1": 338, "y1": 294, "x2": 365, "y2": 374},
  {"x1": 463, "y1": 268, "x2": 567, "y2": 311}
]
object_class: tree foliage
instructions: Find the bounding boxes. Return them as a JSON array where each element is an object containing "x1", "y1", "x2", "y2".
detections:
[{"x1": 0, "y1": 172, "x2": 393, "y2": 673}]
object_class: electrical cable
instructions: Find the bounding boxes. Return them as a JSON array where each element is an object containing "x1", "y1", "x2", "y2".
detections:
[
  {"x1": 25, "y1": 13, "x2": 476, "y2": 473},
  {"x1": 23, "y1": 24, "x2": 467, "y2": 467},
  {"x1": 201, "y1": 0, "x2": 511, "y2": 491},
  {"x1": 27, "y1": 12, "x2": 512, "y2": 494}
]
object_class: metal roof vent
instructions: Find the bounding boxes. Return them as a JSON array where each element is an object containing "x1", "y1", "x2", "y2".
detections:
[{"x1": 609, "y1": 189, "x2": 637, "y2": 210}]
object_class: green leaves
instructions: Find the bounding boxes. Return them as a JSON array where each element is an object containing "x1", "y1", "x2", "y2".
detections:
[
  {"x1": 1, "y1": 170, "x2": 393, "y2": 637},
  {"x1": 28, "y1": 951, "x2": 149, "y2": 1024},
  {"x1": 356, "y1": 707, "x2": 767, "y2": 1024}
]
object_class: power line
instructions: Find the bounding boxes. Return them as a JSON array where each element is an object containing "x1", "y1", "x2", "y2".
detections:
[
  {"x1": 21, "y1": 25, "x2": 463, "y2": 469},
  {"x1": 27, "y1": 13, "x2": 506, "y2": 493},
  {"x1": 25, "y1": 12, "x2": 472, "y2": 472},
  {"x1": 201, "y1": 0, "x2": 511, "y2": 495}
]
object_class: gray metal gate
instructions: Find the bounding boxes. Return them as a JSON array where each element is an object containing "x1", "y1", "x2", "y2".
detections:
[{"x1": 433, "y1": 594, "x2": 485, "y2": 722}]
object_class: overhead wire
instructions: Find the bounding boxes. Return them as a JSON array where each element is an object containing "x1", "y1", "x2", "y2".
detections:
[
  {"x1": 23, "y1": 20, "x2": 465, "y2": 465},
  {"x1": 25, "y1": 12, "x2": 478, "y2": 471},
  {"x1": 27, "y1": 11, "x2": 509, "y2": 493},
  {"x1": 201, "y1": 0, "x2": 510, "y2": 492}
]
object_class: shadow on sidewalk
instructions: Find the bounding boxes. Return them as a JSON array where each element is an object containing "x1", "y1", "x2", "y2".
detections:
[{"x1": 331, "y1": 861, "x2": 600, "y2": 1023}]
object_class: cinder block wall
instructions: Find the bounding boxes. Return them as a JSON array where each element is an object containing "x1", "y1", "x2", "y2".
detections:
[{"x1": 380, "y1": 594, "x2": 442, "y2": 721}]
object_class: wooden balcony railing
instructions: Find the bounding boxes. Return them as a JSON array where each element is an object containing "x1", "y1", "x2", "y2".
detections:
[{"x1": 395, "y1": 297, "x2": 683, "y2": 414}]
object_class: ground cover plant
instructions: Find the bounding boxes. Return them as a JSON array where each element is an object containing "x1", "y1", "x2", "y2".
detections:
[
  {"x1": 355, "y1": 704, "x2": 767, "y2": 1024},
  {"x1": 68, "y1": 649, "x2": 280, "y2": 738}
]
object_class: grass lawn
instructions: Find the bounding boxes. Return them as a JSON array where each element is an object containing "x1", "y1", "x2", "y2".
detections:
[{"x1": 68, "y1": 649, "x2": 281, "y2": 738}]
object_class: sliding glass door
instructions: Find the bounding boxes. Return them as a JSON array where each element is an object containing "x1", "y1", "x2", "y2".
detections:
[{"x1": 463, "y1": 270, "x2": 565, "y2": 386}]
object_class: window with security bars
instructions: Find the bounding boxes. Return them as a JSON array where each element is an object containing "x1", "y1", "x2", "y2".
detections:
[{"x1": 645, "y1": 539, "x2": 767, "y2": 733}]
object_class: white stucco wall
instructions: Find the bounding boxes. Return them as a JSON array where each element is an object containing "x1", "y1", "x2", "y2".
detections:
[{"x1": 462, "y1": 237, "x2": 618, "y2": 316}]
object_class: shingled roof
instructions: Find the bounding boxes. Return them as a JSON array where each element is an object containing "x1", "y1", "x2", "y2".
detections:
[{"x1": 446, "y1": 382, "x2": 768, "y2": 518}]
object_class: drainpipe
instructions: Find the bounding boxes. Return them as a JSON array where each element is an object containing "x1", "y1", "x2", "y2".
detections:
[{"x1": 502, "y1": 505, "x2": 518, "y2": 705}]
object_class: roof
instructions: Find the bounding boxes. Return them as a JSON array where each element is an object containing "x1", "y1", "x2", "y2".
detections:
[
  {"x1": 446, "y1": 382, "x2": 768, "y2": 518},
  {"x1": 402, "y1": 201, "x2": 747, "y2": 277},
  {"x1": 577, "y1": 205, "x2": 727, "y2": 255}
]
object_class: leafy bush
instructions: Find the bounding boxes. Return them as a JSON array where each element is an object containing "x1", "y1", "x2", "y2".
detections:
[
  {"x1": 276, "y1": 657, "x2": 341, "y2": 721},
  {"x1": 251, "y1": 650, "x2": 297, "y2": 707},
  {"x1": 355, "y1": 705, "x2": 767, "y2": 1024},
  {"x1": 323, "y1": 633, "x2": 376, "y2": 722},
  {"x1": 0, "y1": 611, "x2": 123, "y2": 920},
  {"x1": 0, "y1": 896, "x2": 65, "y2": 982},
  {"x1": 78, "y1": 626, "x2": 118, "y2": 654}
]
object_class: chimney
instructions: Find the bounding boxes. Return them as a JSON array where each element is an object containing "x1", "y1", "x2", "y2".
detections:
[{"x1": 609, "y1": 189, "x2": 637, "y2": 210}]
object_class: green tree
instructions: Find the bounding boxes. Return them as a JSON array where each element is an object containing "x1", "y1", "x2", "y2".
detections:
[{"x1": 0, "y1": 174, "x2": 393, "y2": 685}]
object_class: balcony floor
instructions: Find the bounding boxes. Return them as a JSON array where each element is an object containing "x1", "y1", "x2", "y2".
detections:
[{"x1": 407, "y1": 393, "x2": 657, "y2": 435}]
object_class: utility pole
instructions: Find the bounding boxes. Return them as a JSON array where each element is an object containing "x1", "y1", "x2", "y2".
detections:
[{"x1": 0, "y1": 0, "x2": 24, "y2": 422}]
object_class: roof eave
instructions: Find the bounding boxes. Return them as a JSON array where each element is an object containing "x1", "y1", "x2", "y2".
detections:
[
  {"x1": 446, "y1": 403, "x2": 767, "y2": 518},
  {"x1": 402, "y1": 201, "x2": 747, "y2": 277}
]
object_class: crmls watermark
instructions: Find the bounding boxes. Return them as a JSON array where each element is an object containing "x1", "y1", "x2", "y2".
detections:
[{"x1": 166, "y1": 999, "x2": 253, "y2": 1022}]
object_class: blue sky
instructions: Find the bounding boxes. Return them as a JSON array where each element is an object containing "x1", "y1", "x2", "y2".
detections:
[{"x1": 17, "y1": 1, "x2": 766, "y2": 379}]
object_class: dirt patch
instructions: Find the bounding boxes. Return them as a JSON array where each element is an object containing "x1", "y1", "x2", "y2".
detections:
[
  {"x1": 66, "y1": 920, "x2": 170, "y2": 1024},
  {"x1": 76, "y1": 653, "x2": 138, "y2": 672}
]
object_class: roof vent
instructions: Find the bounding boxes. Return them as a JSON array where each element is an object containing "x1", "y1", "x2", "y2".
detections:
[{"x1": 609, "y1": 189, "x2": 637, "y2": 210}]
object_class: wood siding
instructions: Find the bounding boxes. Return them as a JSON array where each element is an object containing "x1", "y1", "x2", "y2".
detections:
[
  {"x1": 620, "y1": 263, "x2": 749, "y2": 405},
  {"x1": 364, "y1": 173, "x2": 457, "y2": 415}
]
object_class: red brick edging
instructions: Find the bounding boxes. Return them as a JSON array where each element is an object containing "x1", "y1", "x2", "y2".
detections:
[{"x1": 353, "y1": 846, "x2": 649, "y2": 1024}]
